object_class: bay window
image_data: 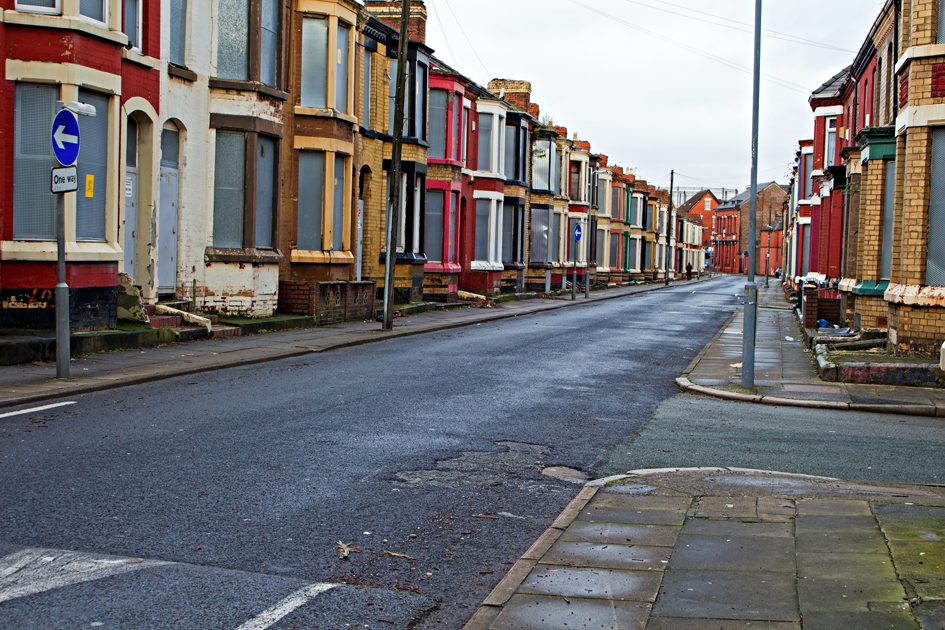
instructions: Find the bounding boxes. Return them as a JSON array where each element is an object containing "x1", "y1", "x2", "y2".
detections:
[
  {"x1": 503, "y1": 118, "x2": 528, "y2": 184},
  {"x1": 211, "y1": 127, "x2": 281, "y2": 250},
  {"x1": 301, "y1": 17, "x2": 352, "y2": 113},
  {"x1": 297, "y1": 150, "x2": 349, "y2": 253},
  {"x1": 385, "y1": 172, "x2": 424, "y2": 256},
  {"x1": 473, "y1": 195, "x2": 503, "y2": 269},
  {"x1": 216, "y1": 0, "x2": 282, "y2": 88},
  {"x1": 386, "y1": 58, "x2": 428, "y2": 139},
  {"x1": 425, "y1": 190, "x2": 444, "y2": 262}
]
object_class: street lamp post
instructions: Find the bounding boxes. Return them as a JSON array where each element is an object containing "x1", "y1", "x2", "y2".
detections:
[{"x1": 742, "y1": 0, "x2": 763, "y2": 388}]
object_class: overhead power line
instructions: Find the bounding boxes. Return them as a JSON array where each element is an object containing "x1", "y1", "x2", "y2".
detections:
[
  {"x1": 440, "y1": 0, "x2": 492, "y2": 80},
  {"x1": 565, "y1": 0, "x2": 810, "y2": 94},
  {"x1": 426, "y1": 0, "x2": 458, "y2": 67},
  {"x1": 633, "y1": 0, "x2": 857, "y2": 53}
]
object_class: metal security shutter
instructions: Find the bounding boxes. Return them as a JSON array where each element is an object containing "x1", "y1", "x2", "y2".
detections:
[
  {"x1": 217, "y1": 0, "x2": 249, "y2": 80},
  {"x1": 881, "y1": 160, "x2": 895, "y2": 280},
  {"x1": 475, "y1": 200, "x2": 490, "y2": 261},
  {"x1": 80, "y1": 0, "x2": 105, "y2": 21},
  {"x1": 212, "y1": 132, "x2": 246, "y2": 249},
  {"x1": 938, "y1": 0, "x2": 945, "y2": 44},
  {"x1": 255, "y1": 136, "x2": 275, "y2": 249},
  {"x1": 260, "y1": 0, "x2": 278, "y2": 86},
  {"x1": 297, "y1": 151, "x2": 325, "y2": 251},
  {"x1": 332, "y1": 155, "x2": 346, "y2": 251},
  {"x1": 529, "y1": 208, "x2": 549, "y2": 264},
  {"x1": 14, "y1": 83, "x2": 58, "y2": 240},
  {"x1": 533, "y1": 139, "x2": 550, "y2": 191},
  {"x1": 170, "y1": 0, "x2": 187, "y2": 66},
  {"x1": 928, "y1": 129, "x2": 945, "y2": 285},
  {"x1": 76, "y1": 89, "x2": 109, "y2": 242},
  {"x1": 425, "y1": 190, "x2": 444, "y2": 262}
]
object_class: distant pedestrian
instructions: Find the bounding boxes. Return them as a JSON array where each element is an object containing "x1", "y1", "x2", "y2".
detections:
[{"x1": 685, "y1": 262, "x2": 693, "y2": 281}]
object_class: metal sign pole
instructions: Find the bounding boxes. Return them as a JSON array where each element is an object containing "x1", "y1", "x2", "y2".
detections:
[{"x1": 55, "y1": 191, "x2": 70, "y2": 379}]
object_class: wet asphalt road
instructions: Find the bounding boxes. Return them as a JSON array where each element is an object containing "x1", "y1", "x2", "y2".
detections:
[{"x1": 7, "y1": 275, "x2": 934, "y2": 629}]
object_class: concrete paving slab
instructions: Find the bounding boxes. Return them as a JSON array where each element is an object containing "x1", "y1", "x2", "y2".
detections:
[
  {"x1": 680, "y1": 520, "x2": 793, "y2": 538},
  {"x1": 695, "y1": 497, "x2": 757, "y2": 519},
  {"x1": 588, "y1": 496, "x2": 694, "y2": 512},
  {"x1": 797, "y1": 552, "x2": 898, "y2": 581},
  {"x1": 795, "y1": 515, "x2": 888, "y2": 554},
  {"x1": 645, "y1": 620, "x2": 799, "y2": 630},
  {"x1": 796, "y1": 499, "x2": 872, "y2": 517},
  {"x1": 578, "y1": 506, "x2": 688, "y2": 526},
  {"x1": 560, "y1": 522, "x2": 682, "y2": 547},
  {"x1": 517, "y1": 565, "x2": 663, "y2": 601},
  {"x1": 873, "y1": 503, "x2": 945, "y2": 541},
  {"x1": 491, "y1": 595, "x2": 650, "y2": 630},
  {"x1": 883, "y1": 540, "x2": 945, "y2": 582},
  {"x1": 652, "y1": 570, "x2": 798, "y2": 621},
  {"x1": 797, "y1": 577, "x2": 909, "y2": 612},
  {"x1": 670, "y1": 535, "x2": 795, "y2": 573},
  {"x1": 798, "y1": 612, "x2": 920, "y2": 630},
  {"x1": 541, "y1": 541, "x2": 672, "y2": 571}
]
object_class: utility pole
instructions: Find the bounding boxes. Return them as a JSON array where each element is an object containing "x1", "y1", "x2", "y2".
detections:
[
  {"x1": 742, "y1": 0, "x2": 762, "y2": 388},
  {"x1": 382, "y1": 0, "x2": 410, "y2": 331},
  {"x1": 664, "y1": 169, "x2": 674, "y2": 286}
]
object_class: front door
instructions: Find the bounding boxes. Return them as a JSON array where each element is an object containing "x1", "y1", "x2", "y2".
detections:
[{"x1": 158, "y1": 167, "x2": 178, "y2": 294}]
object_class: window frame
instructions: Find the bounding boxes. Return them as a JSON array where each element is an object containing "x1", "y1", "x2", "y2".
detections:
[
  {"x1": 15, "y1": 0, "x2": 62, "y2": 16},
  {"x1": 424, "y1": 181, "x2": 461, "y2": 270},
  {"x1": 471, "y1": 192, "x2": 504, "y2": 270},
  {"x1": 79, "y1": 0, "x2": 108, "y2": 27}
]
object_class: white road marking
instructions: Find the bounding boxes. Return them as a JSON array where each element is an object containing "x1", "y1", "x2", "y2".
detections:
[
  {"x1": 234, "y1": 583, "x2": 337, "y2": 630},
  {"x1": 0, "y1": 548, "x2": 168, "y2": 604},
  {"x1": 0, "y1": 402, "x2": 76, "y2": 420}
]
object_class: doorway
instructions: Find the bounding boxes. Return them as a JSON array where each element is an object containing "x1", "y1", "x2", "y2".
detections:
[
  {"x1": 158, "y1": 126, "x2": 180, "y2": 295},
  {"x1": 124, "y1": 117, "x2": 139, "y2": 281}
]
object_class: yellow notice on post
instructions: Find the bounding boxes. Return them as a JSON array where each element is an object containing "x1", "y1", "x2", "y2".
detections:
[{"x1": 85, "y1": 175, "x2": 94, "y2": 198}]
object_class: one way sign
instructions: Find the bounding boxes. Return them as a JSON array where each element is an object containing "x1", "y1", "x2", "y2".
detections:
[{"x1": 51, "y1": 109, "x2": 80, "y2": 167}]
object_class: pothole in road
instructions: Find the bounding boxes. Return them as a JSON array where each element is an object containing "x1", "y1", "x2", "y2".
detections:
[{"x1": 394, "y1": 441, "x2": 567, "y2": 489}]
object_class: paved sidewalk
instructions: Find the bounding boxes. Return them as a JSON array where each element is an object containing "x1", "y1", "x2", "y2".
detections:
[
  {"x1": 463, "y1": 468, "x2": 945, "y2": 630},
  {"x1": 0, "y1": 278, "x2": 714, "y2": 409},
  {"x1": 678, "y1": 283, "x2": 945, "y2": 416}
]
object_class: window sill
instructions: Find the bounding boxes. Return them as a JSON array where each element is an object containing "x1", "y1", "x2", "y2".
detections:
[
  {"x1": 208, "y1": 78, "x2": 288, "y2": 101},
  {"x1": 121, "y1": 48, "x2": 160, "y2": 70},
  {"x1": 2, "y1": 240, "x2": 121, "y2": 262},
  {"x1": 528, "y1": 262, "x2": 553, "y2": 270},
  {"x1": 204, "y1": 248, "x2": 284, "y2": 264},
  {"x1": 293, "y1": 107, "x2": 358, "y2": 124},
  {"x1": 290, "y1": 250, "x2": 354, "y2": 264},
  {"x1": 470, "y1": 261, "x2": 503, "y2": 271},
  {"x1": 379, "y1": 251, "x2": 427, "y2": 265},
  {"x1": 424, "y1": 262, "x2": 461, "y2": 273},
  {"x1": 2, "y1": 10, "x2": 129, "y2": 45},
  {"x1": 428, "y1": 158, "x2": 464, "y2": 168},
  {"x1": 503, "y1": 262, "x2": 525, "y2": 271},
  {"x1": 168, "y1": 63, "x2": 197, "y2": 82}
]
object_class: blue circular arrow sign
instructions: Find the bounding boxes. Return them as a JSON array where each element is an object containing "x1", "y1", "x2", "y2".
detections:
[
  {"x1": 51, "y1": 109, "x2": 80, "y2": 167},
  {"x1": 573, "y1": 223, "x2": 583, "y2": 242}
]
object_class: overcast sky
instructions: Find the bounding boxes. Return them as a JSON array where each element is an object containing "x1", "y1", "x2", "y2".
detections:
[{"x1": 423, "y1": 0, "x2": 885, "y2": 195}]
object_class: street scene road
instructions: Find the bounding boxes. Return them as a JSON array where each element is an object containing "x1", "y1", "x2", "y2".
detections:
[{"x1": 2, "y1": 275, "x2": 943, "y2": 629}]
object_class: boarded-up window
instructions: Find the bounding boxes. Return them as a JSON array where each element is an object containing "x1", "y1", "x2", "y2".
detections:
[
  {"x1": 928, "y1": 129, "x2": 945, "y2": 285},
  {"x1": 596, "y1": 229, "x2": 605, "y2": 266},
  {"x1": 212, "y1": 132, "x2": 246, "y2": 249},
  {"x1": 425, "y1": 190, "x2": 444, "y2": 262},
  {"x1": 551, "y1": 213, "x2": 561, "y2": 261},
  {"x1": 881, "y1": 160, "x2": 895, "y2": 280},
  {"x1": 255, "y1": 136, "x2": 275, "y2": 248},
  {"x1": 76, "y1": 89, "x2": 109, "y2": 242},
  {"x1": 13, "y1": 83, "x2": 58, "y2": 240},
  {"x1": 301, "y1": 18, "x2": 328, "y2": 108},
  {"x1": 260, "y1": 0, "x2": 278, "y2": 86},
  {"x1": 363, "y1": 51, "x2": 372, "y2": 130},
  {"x1": 502, "y1": 203, "x2": 513, "y2": 262},
  {"x1": 475, "y1": 199, "x2": 490, "y2": 261},
  {"x1": 428, "y1": 89, "x2": 447, "y2": 159},
  {"x1": 217, "y1": 0, "x2": 249, "y2": 80},
  {"x1": 504, "y1": 126, "x2": 516, "y2": 180},
  {"x1": 612, "y1": 188, "x2": 620, "y2": 219},
  {"x1": 170, "y1": 0, "x2": 187, "y2": 66},
  {"x1": 530, "y1": 207, "x2": 551, "y2": 264},
  {"x1": 533, "y1": 139, "x2": 551, "y2": 191},
  {"x1": 333, "y1": 155, "x2": 346, "y2": 251},
  {"x1": 335, "y1": 24, "x2": 350, "y2": 113},
  {"x1": 627, "y1": 239, "x2": 638, "y2": 270},
  {"x1": 448, "y1": 192, "x2": 457, "y2": 263},
  {"x1": 610, "y1": 234, "x2": 619, "y2": 267},
  {"x1": 477, "y1": 113, "x2": 493, "y2": 172},
  {"x1": 297, "y1": 151, "x2": 325, "y2": 251}
]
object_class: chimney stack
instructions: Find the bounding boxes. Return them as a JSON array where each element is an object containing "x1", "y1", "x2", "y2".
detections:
[
  {"x1": 364, "y1": 1, "x2": 428, "y2": 44},
  {"x1": 487, "y1": 79, "x2": 532, "y2": 112}
]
